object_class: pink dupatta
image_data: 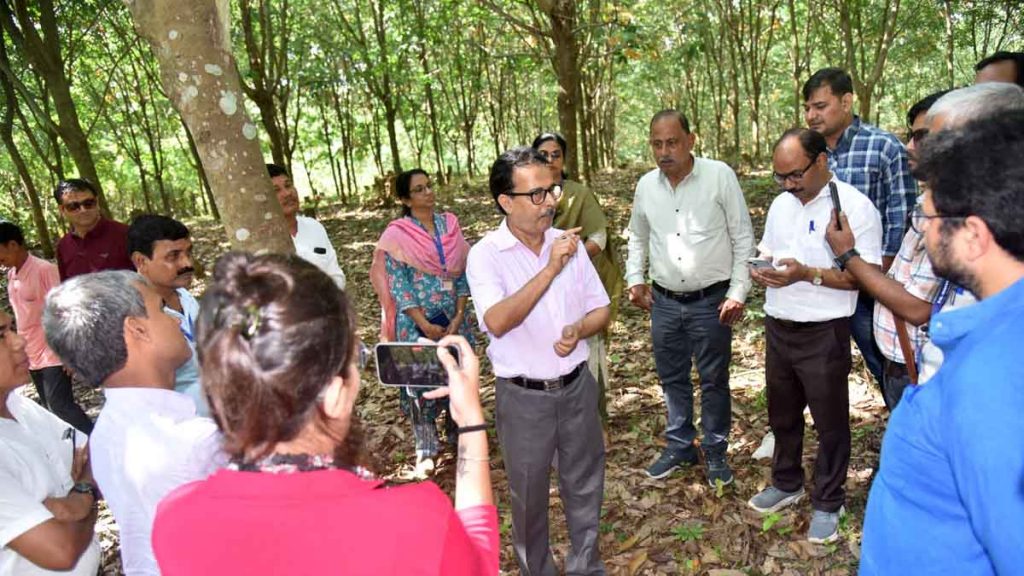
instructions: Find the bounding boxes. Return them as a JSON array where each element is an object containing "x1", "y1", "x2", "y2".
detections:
[{"x1": 369, "y1": 212, "x2": 470, "y2": 342}]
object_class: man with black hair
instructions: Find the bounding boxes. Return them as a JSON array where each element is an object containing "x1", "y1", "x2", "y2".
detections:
[
  {"x1": 860, "y1": 109, "x2": 1024, "y2": 576},
  {"x1": 0, "y1": 221, "x2": 94, "y2": 434},
  {"x1": 748, "y1": 128, "x2": 882, "y2": 544},
  {"x1": 53, "y1": 178, "x2": 133, "y2": 280},
  {"x1": 974, "y1": 51, "x2": 1024, "y2": 87},
  {"x1": 128, "y1": 214, "x2": 207, "y2": 416},
  {"x1": 803, "y1": 68, "x2": 916, "y2": 392},
  {"x1": 266, "y1": 164, "x2": 347, "y2": 290}
]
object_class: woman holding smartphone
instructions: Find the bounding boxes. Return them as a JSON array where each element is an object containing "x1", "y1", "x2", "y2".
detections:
[
  {"x1": 152, "y1": 253, "x2": 497, "y2": 575},
  {"x1": 370, "y1": 168, "x2": 473, "y2": 472}
]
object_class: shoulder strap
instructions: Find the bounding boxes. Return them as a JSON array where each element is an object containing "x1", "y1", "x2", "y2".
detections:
[{"x1": 893, "y1": 318, "x2": 918, "y2": 385}]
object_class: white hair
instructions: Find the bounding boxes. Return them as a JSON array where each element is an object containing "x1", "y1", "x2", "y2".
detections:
[{"x1": 926, "y1": 82, "x2": 1024, "y2": 128}]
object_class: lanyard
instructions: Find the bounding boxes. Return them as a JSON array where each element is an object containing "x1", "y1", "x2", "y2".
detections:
[
  {"x1": 433, "y1": 226, "x2": 447, "y2": 273},
  {"x1": 916, "y1": 279, "x2": 962, "y2": 372}
]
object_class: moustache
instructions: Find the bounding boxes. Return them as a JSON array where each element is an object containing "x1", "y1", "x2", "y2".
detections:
[
  {"x1": 658, "y1": 157, "x2": 674, "y2": 164},
  {"x1": 176, "y1": 267, "x2": 195, "y2": 278},
  {"x1": 541, "y1": 208, "x2": 555, "y2": 219}
]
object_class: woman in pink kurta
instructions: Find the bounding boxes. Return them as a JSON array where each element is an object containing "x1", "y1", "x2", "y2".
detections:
[{"x1": 150, "y1": 253, "x2": 498, "y2": 575}]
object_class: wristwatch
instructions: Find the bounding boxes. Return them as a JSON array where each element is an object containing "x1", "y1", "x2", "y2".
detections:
[
  {"x1": 811, "y1": 268, "x2": 823, "y2": 286},
  {"x1": 71, "y1": 481, "x2": 98, "y2": 501},
  {"x1": 834, "y1": 248, "x2": 860, "y2": 271}
]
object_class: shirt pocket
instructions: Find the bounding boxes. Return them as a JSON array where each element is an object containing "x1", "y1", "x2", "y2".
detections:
[{"x1": 683, "y1": 208, "x2": 726, "y2": 244}]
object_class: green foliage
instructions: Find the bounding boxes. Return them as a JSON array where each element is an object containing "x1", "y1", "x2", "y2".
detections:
[{"x1": 673, "y1": 522, "x2": 705, "y2": 542}]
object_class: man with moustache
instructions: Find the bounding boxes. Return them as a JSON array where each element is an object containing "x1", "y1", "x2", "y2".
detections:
[
  {"x1": 467, "y1": 147, "x2": 610, "y2": 575},
  {"x1": 825, "y1": 83, "x2": 1024, "y2": 407},
  {"x1": 625, "y1": 109, "x2": 754, "y2": 485},
  {"x1": 267, "y1": 164, "x2": 347, "y2": 291},
  {"x1": 53, "y1": 178, "x2": 134, "y2": 281},
  {"x1": 748, "y1": 128, "x2": 882, "y2": 544},
  {"x1": 128, "y1": 215, "x2": 208, "y2": 416},
  {"x1": 859, "y1": 111, "x2": 1024, "y2": 576},
  {"x1": 803, "y1": 68, "x2": 915, "y2": 392}
]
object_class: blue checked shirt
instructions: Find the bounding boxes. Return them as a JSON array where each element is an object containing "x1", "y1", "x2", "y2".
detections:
[{"x1": 827, "y1": 116, "x2": 917, "y2": 256}]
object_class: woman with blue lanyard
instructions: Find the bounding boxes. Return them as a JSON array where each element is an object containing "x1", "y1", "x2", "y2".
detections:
[{"x1": 370, "y1": 168, "x2": 473, "y2": 473}]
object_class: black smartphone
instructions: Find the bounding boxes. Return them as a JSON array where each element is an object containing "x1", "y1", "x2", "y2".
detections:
[
  {"x1": 374, "y1": 342, "x2": 461, "y2": 388},
  {"x1": 829, "y1": 181, "x2": 842, "y2": 230}
]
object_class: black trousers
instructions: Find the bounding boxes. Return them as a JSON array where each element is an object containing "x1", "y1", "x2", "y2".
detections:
[
  {"x1": 765, "y1": 316, "x2": 851, "y2": 513},
  {"x1": 30, "y1": 366, "x2": 94, "y2": 435}
]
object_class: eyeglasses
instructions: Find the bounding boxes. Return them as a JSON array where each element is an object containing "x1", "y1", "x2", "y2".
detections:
[
  {"x1": 538, "y1": 149, "x2": 563, "y2": 162},
  {"x1": 504, "y1": 184, "x2": 563, "y2": 205},
  {"x1": 410, "y1": 183, "x2": 433, "y2": 195},
  {"x1": 907, "y1": 128, "x2": 929, "y2": 145},
  {"x1": 772, "y1": 158, "x2": 817, "y2": 185},
  {"x1": 62, "y1": 198, "x2": 98, "y2": 212},
  {"x1": 909, "y1": 205, "x2": 967, "y2": 234}
]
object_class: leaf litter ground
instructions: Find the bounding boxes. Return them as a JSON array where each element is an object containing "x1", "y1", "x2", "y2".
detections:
[{"x1": 55, "y1": 167, "x2": 888, "y2": 575}]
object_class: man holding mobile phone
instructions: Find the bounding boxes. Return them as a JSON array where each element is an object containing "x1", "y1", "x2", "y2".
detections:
[
  {"x1": 467, "y1": 147, "x2": 610, "y2": 575},
  {"x1": 748, "y1": 128, "x2": 882, "y2": 544}
]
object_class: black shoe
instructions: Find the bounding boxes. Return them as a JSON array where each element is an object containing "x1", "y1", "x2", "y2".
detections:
[
  {"x1": 645, "y1": 447, "x2": 698, "y2": 479},
  {"x1": 705, "y1": 454, "x2": 734, "y2": 487}
]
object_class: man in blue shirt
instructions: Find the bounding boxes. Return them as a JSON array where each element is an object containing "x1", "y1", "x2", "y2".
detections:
[
  {"x1": 803, "y1": 68, "x2": 916, "y2": 395},
  {"x1": 860, "y1": 110, "x2": 1024, "y2": 574}
]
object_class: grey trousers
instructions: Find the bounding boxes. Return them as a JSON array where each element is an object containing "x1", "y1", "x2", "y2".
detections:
[{"x1": 496, "y1": 366, "x2": 606, "y2": 576}]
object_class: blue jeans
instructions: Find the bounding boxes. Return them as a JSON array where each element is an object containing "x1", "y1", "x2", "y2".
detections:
[
  {"x1": 651, "y1": 287, "x2": 732, "y2": 456},
  {"x1": 852, "y1": 293, "x2": 884, "y2": 388}
]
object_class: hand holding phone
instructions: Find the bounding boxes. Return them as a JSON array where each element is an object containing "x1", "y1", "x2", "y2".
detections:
[
  {"x1": 747, "y1": 257, "x2": 774, "y2": 270},
  {"x1": 375, "y1": 342, "x2": 462, "y2": 388},
  {"x1": 422, "y1": 336, "x2": 484, "y2": 427}
]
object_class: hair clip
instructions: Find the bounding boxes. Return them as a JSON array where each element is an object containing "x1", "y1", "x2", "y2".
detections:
[{"x1": 239, "y1": 304, "x2": 262, "y2": 341}]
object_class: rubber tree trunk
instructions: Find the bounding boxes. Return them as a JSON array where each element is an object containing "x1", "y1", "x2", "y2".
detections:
[{"x1": 124, "y1": 0, "x2": 293, "y2": 253}]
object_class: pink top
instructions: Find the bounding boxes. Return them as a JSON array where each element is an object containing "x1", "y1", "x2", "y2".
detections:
[
  {"x1": 152, "y1": 468, "x2": 499, "y2": 576},
  {"x1": 466, "y1": 219, "x2": 610, "y2": 379},
  {"x1": 7, "y1": 254, "x2": 62, "y2": 369}
]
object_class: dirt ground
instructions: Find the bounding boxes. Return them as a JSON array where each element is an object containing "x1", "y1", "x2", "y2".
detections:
[{"x1": 29, "y1": 166, "x2": 888, "y2": 575}]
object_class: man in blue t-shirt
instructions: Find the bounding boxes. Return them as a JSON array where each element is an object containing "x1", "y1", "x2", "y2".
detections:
[{"x1": 859, "y1": 108, "x2": 1024, "y2": 575}]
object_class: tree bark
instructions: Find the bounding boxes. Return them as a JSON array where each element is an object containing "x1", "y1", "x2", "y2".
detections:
[{"x1": 124, "y1": 0, "x2": 292, "y2": 253}]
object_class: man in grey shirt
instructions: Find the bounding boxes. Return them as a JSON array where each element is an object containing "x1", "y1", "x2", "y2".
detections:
[{"x1": 626, "y1": 109, "x2": 754, "y2": 486}]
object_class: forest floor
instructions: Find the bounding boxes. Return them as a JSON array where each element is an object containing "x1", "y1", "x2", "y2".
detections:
[{"x1": 56, "y1": 165, "x2": 888, "y2": 575}]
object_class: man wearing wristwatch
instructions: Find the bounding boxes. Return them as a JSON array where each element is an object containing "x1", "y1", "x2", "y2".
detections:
[
  {"x1": 747, "y1": 128, "x2": 882, "y2": 545},
  {"x1": 0, "y1": 309, "x2": 101, "y2": 574}
]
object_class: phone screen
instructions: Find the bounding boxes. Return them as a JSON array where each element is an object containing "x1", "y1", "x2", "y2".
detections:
[
  {"x1": 747, "y1": 257, "x2": 773, "y2": 270},
  {"x1": 374, "y1": 343, "x2": 460, "y2": 387}
]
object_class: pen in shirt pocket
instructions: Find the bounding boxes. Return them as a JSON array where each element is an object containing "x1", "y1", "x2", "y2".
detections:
[{"x1": 63, "y1": 426, "x2": 76, "y2": 469}]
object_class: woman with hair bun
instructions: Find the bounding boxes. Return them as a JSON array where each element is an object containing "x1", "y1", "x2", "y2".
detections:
[
  {"x1": 151, "y1": 253, "x2": 498, "y2": 575},
  {"x1": 369, "y1": 168, "x2": 473, "y2": 472}
]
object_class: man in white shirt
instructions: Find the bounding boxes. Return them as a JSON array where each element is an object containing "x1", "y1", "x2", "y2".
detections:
[
  {"x1": 0, "y1": 309, "x2": 101, "y2": 576},
  {"x1": 128, "y1": 214, "x2": 208, "y2": 416},
  {"x1": 43, "y1": 271, "x2": 223, "y2": 575},
  {"x1": 267, "y1": 163, "x2": 347, "y2": 291},
  {"x1": 748, "y1": 128, "x2": 882, "y2": 544},
  {"x1": 625, "y1": 109, "x2": 754, "y2": 485}
]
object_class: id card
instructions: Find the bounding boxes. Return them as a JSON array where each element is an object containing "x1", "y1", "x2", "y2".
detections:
[{"x1": 441, "y1": 279, "x2": 454, "y2": 291}]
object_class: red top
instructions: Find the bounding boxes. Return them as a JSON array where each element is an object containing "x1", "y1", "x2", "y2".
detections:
[
  {"x1": 56, "y1": 218, "x2": 134, "y2": 280},
  {"x1": 152, "y1": 468, "x2": 500, "y2": 576}
]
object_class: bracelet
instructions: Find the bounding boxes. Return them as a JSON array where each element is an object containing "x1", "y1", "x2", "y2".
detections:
[
  {"x1": 457, "y1": 456, "x2": 490, "y2": 462},
  {"x1": 457, "y1": 423, "x2": 488, "y2": 435}
]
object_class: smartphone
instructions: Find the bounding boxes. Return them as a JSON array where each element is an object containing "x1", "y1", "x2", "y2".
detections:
[
  {"x1": 375, "y1": 342, "x2": 461, "y2": 388},
  {"x1": 828, "y1": 181, "x2": 842, "y2": 230},
  {"x1": 746, "y1": 257, "x2": 774, "y2": 270}
]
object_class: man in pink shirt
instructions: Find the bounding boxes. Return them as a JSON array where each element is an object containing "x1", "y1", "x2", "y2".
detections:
[
  {"x1": 467, "y1": 147, "x2": 611, "y2": 575},
  {"x1": 0, "y1": 221, "x2": 93, "y2": 434}
]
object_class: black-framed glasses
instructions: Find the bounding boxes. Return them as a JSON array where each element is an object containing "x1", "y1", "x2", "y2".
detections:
[
  {"x1": 503, "y1": 184, "x2": 563, "y2": 205},
  {"x1": 907, "y1": 128, "x2": 929, "y2": 145},
  {"x1": 772, "y1": 158, "x2": 816, "y2": 185},
  {"x1": 909, "y1": 205, "x2": 968, "y2": 234},
  {"x1": 63, "y1": 198, "x2": 98, "y2": 212}
]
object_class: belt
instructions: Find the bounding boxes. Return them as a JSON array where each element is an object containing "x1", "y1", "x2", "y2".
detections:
[
  {"x1": 770, "y1": 317, "x2": 837, "y2": 329},
  {"x1": 652, "y1": 280, "x2": 730, "y2": 303},
  {"x1": 506, "y1": 363, "x2": 585, "y2": 391}
]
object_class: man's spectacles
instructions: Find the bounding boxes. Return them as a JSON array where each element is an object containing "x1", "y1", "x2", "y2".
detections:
[
  {"x1": 908, "y1": 128, "x2": 929, "y2": 145},
  {"x1": 63, "y1": 198, "x2": 98, "y2": 212},
  {"x1": 504, "y1": 184, "x2": 563, "y2": 205},
  {"x1": 772, "y1": 158, "x2": 816, "y2": 185},
  {"x1": 909, "y1": 205, "x2": 967, "y2": 234}
]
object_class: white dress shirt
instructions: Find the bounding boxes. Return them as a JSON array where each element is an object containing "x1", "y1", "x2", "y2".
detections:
[
  {"x1": 625, "y1": 158, "x2": 755, "y2": 303},
  {"x1": 758, "y1": 177, "x2": 883, "y2": 322},
  {"x1": 0, "y1": 392, "x2": 101, "y2": 576},
  {"x1": 90, "y1": 388, "x2": 224, "y2": 575},
  {"x1": 293, "y1": 216, "x2": 347, "y2": 290}
]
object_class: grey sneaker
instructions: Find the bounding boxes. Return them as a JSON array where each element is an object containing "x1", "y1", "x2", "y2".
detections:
[
  {"x1": 705, "y1": 454, "x2": 734, "y2": 487},
  {"x1": 807, "y1": 506, "x2": 845, "y2": 544},
  {"x1": 645, "y1": 447, "x2": 698, "y2": 479},
  {"x1": 747, "y1": 485, "x2": 805, "y2": 513}
]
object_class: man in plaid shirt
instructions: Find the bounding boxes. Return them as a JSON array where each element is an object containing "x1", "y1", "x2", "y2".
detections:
[{"x1": 803, "y1": 68, "x2": 916, "y2": 393}]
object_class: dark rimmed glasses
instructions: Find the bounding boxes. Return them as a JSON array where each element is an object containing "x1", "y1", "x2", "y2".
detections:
[
  {"x1": 909, "y1": 205, "x2": 967, "y2": 234},
  {"x1": 504, "y1": 183, "x2": 563, "y2": 205},
  {"x1": 62, "y1": 198, "x2": 98, "y2": 212},
  {"x1": 772, "y1": 158, "x2": 816, "y2": 185},
  {"x1": 907, "y1": 128, "x2": 930, "y2": 146}
]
